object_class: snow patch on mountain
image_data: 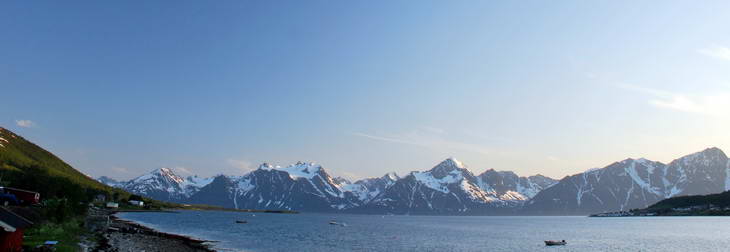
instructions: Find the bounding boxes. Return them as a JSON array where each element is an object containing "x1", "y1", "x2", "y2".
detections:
[
  {"x1": 235, "y1": 176, "x2": 254, "y2": 192},
  {"x1": 384, "y1": 172, "x2": 398, "y2": 181},
  {"x1": 338, "y1": 173, "x2": 399, "y2": 203},
  {"x1": 625, "y1": 159, "x2": 661, "y2": 196},
  {"x1": 459, "y1": 180, "x2": 499, "y2": 202},
  {"x1": 413, "y1": 169, "x2": 463, "y2": 193},
  {"x1": 527, "y1": 147, "x2": 730, "y2": 215},
  {"x1": 97, "y1": 176, "x2": 123, "y2": 188},
  {"x1": 259, "y1": 161, "x2": 322, "y2": 180},
  {"x1": 100, "y1": 157, "x2": 557, "y2": 214},
  {"x1": 185, "y1": 176, "x2": 214, "y2": 188},
  {"x1": 499, "y1": 191, "x2": 527, "y2": 201}
]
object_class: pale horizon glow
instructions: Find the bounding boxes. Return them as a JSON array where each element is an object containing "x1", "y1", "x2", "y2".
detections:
[{"x1": 2, "y1": 1, "x2": 730, "y2": 180}]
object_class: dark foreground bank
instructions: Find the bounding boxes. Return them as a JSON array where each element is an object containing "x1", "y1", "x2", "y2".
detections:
[{"x1": 90, "y1": 208, "x2": 215, "y2": 252}]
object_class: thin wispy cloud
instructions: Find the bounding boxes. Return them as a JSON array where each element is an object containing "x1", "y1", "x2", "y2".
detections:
[
  {"x1": 336, "y1": 171, "x2": 363, "y2": 181},
  {"x1": 227, "y1": 158, "x2": 254, "y2": 173},
  {"x1": 111, "y1": 166, "x2": 131, "y2": 174},
  {"x1": 351, "y1": 132, "x2": 420, "y2": 146},
  {"x1": 352, "y1": 128, "x2": 493, "y2": 155},
  {"x1": 173, "y1": 167, "x2": 194, "y2": 176},
  {"x1": 620, "y1": 84, "x2": 730, "y2": 117},
  {"x1": 421, "y1": 126, "x2": 446, "y2": 135},
  {"x1": 15, "y1": 119, "x2": 35, "y2": 128},
  {"x1": 698, "y1": 46, "x2": 730, "y2": 61}
]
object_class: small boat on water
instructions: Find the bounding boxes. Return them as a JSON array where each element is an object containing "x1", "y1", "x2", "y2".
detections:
[
  {"x1": 328, "y1": 221, "x2": 347, "y2": 226},
  {"x1": 544, "y1": 240, "x2": 567, "y2": 246},
  {"x1": 235, "y1": 220, "x2": 248, "y2": 224}
]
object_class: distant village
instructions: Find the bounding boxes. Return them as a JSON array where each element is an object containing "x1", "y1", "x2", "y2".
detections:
[{"x1": 590, "y1": 204, "x2": 730, "y2": 217}]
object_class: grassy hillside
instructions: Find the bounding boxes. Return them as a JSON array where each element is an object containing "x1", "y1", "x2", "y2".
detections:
[
  {"x1": 0, "y1": 127, "x2": 183, "y2": 209},
  {"x1": 0, "y1": 127, "x2": 271, "y2": 211},
  {"x1": 0, "y1": 127, "x2": 114, "y2": 199}
]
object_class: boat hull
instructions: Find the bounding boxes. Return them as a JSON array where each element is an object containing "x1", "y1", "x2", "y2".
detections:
[{"x1": 544, "y1": 241, "x2": 566, "y2": 246}]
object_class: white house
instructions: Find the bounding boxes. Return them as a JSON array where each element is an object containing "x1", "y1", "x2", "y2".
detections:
[
  {"x1": 105, "y1": 202, "x2": 119, "y2": 208},
  {"x1": 128, "y1": 200, "x2": 144, "y2": 207}
]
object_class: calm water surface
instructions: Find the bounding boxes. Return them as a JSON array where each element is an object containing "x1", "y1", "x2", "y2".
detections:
[{"x1": 117, "y1": 211, "x2": 730, "y2": 252}]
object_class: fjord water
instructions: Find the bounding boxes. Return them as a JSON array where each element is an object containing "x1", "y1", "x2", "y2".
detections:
[{"x1": 117, "y1": 211, "x2": 730, "y2": 252}]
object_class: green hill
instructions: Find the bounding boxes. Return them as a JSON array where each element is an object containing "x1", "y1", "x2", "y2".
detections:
[
  {"x1": 0, "y1": 127, "x2": 141, "y2": 208},
  {"x1": 0, "y1": 127, "x2": 107, "y2": 190},
  {"x1": 0, "y1": 127, "x2": 240, "y2": 211}
]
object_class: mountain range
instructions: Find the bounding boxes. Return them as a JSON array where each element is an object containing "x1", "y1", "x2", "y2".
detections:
[
  {"x1": 4, "y1": 125, "x2": 728, "y2": 216},
  {"x1": 99, "y1": 158, "x2": 557, "y2": 214},
  {"x1": 525, "y1": 147, "x2": 730, "y2": 215},
  {"x1": 99, "y1": 147, "x2": 730, "y2": 215}
]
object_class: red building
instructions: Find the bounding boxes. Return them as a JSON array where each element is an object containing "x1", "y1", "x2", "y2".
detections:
[
  {"x1": 0, "y1": 187, "x2": 40, "y2": 205},
  {"x1": 0, "y1": 207, "x2": 33, "y2": 252}
]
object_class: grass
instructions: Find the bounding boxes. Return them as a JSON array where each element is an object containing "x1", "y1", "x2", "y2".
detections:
[{"x1": 23, "y1": 218, "x2": 86, "y2": 252}]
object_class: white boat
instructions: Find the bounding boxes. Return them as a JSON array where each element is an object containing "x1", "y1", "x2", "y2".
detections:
[{"x1": 329, "y1": 221, "x2": 347, "y2": 227}]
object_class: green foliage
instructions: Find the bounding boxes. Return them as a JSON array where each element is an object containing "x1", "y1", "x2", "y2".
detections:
[
  {"x1": 0, "y1": 128, "x2": 111, "y2": 194},
  {"x1": 40, "y1": 198, "x2": 80, "y2": 223},
  {"x1": 0, "y1": 127, "x2": 134, "y2": 221},
  {"x1": 129, "y1": 194, "x2": 143, "y2": 201},
  {"x1": 23, "y1": 217, "x2": 86, "y2": 252}
]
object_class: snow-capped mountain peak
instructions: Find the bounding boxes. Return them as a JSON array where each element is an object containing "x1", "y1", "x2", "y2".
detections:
[
  {"x1": 185, "y1": 175, "x2": 215, "y2": 189},
  {"x1": 409, "y1": 159, "x2": 475, "y2": 194},
  {"x1": 99, "y1": 167, "x2": 215, "y2": 202},
  {"x1": 363, "y1": 159, "x2": 538, "y2": 214},
  {"x1": 332, "y1": 176, "x2": 351, "y2": 185},
  {"x1": 475, "y1": 169, "x2": 558, "y2": 201},
  {"x1": 256, "y1": 161, "x2": 324, "y2": 180},
  {"x1": 383, "y1": 172, "x2": 399, "y2": 181},
  {"x1": 678, "y1": 147, "x2": 725, "y2": 166},
  {"x1": 412, "y1": 169, "x2": 465, "y2": 193},
  {"x1": 279, "y1": 162, "x2": 323, "y2": 179},
  {"x1": 97, "y1": 176, "x2": 122, "y2": 188},
  {"x1": 258, "y1": 163, "x2": 275, "y2": 170},
  {"x1": 340, "y1": 172, "x2": 402, "y2": 204},
  {"x1": 429, "y1": 158, "x2": 468, "y2": 179},
  {"x1": 525, "y1": 147, "x2": 730, "y2": 215},
  {"x1": 130, "y1": 167, "x2": 185, "y2": 185},
  {"x1": 441, "y1": 157, "x2": 465, "y2": 169}
]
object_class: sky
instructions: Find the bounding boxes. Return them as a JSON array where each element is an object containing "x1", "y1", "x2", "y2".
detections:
[{"x1": 2, "y1": 1, "x2": 730, "y2": 180}]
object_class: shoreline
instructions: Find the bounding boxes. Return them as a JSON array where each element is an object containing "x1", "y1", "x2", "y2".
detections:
[{"x1": 96, "y1": 210, "x2": 217, "y2": 252}]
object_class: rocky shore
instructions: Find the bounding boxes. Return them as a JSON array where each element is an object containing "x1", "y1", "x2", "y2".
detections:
[{"x1": 87, "y1": 208, "x2": 215, "y2": 252}]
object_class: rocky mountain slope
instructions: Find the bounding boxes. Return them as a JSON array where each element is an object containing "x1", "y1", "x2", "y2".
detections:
[
  {"x1": 100, "y1": 158, "x2": 555, "y2": 214},
  {"x1": 525, "y1": 147, "x2": 730, "y2": 215},
  {"x1": 102, "y1": 148, "x2": 730, "y2": 215},
  {"x1": 355, "y1": 158, "x2": 556, "y2": 215},
  {"x1": 122, "y1": 168, "x2": 213, "y2": 202}
]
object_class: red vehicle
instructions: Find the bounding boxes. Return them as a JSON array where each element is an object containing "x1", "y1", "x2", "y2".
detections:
[{"x1": 0, "y1": 187, "x2": 40, "y2": 206}]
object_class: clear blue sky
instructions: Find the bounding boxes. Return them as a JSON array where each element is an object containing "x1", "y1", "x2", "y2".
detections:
[{"x1": 2, "y1": 1, "x2": 730, "y2": 180}]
